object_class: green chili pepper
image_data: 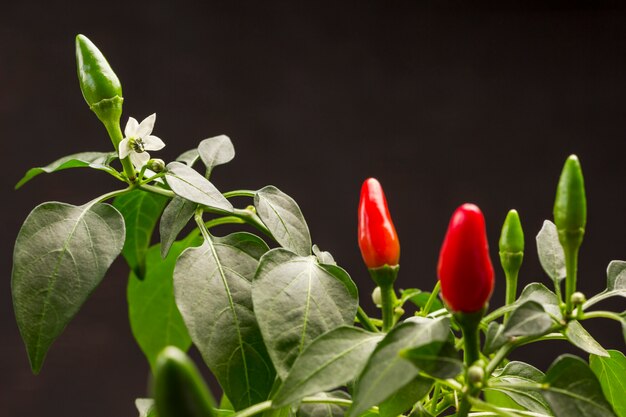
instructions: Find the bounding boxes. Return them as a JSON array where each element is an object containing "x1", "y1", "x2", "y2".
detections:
[
  {"x1": 75, "y1": 34, "x2": 123, "y2": 125},
  {"x1": 499, "y1": 209, "x2": 524, "y2": 320},
  {"x1": 153, "y1": 346, "x2": 216, "y2": 417},
  {"x1": 553, "y1": 154, "x2": 586, "y2": 314}
]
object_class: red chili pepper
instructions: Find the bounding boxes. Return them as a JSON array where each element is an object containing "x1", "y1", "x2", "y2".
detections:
[
  {"x1": 358, "y1": 178, "x2": 400, "y2": 269},
  {"x1": 437, "y1": 203, "x2": 494, "y2": 313}
]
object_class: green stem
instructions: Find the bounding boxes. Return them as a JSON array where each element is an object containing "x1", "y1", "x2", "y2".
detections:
[
  {"x1": 581, "y1": 310, "x2": 625, "y2": 322},
  {"x1": 139, "y1": 183, "x2": 175, "y2": 198},
  {"x1": 455, "y1": 310, "x2": 484, "y2": 417},
  {"x1": 379, "y1": 283, "x2": 396, "y2": 332},
  {"x1": 102, "y1": 119, "x2": 136, "y2": 182},
  {"x1": 430, "y1": 383, "x2": 441, "y2": 415},
  {"x1": 564, "y1": 246, "x2": 579, "y2": 315},
  {"x1": 228, "y1": 397, "x2": 379, "y2": 417},
  {"x1": 224, "y1": 189, "x2": 257, "y2": 198},
  {"x1": 229, "y1": 400, "x2": 272, "y2": 417},
  {"x1": 503, "y1": 270, "x2": 519, "y2": 323},
  {"x1": 205, "y1": 216, "x2": 246, "y2": 229},
  {"x1": 421, "y1": 281, "x2": 441, "y2": 316},
  {"x1": 466, "y1": 396, "x2": 521, "y2": 417},
  {"x1": 356, "y1": 306, "x2": 380, "y2": 332}
]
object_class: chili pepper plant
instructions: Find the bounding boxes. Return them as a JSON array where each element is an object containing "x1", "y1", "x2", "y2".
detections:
[{"x1": 11, "y1": 35, "x2": 626, "y2": 417}]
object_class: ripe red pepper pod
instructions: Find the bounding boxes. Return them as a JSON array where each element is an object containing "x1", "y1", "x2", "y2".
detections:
[
  {"x1": 437, "y1": 203, "x2": 494, "y2": 313},
  {"x1": 358, "y1": 178, "x2": 400, "y2": 270}
]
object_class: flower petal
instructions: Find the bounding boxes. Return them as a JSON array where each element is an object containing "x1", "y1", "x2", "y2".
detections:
[
  {"x1": 144, "y1": 135, "x2": 165, "y2": 151},
  {"x1": 124, "y1": 117, "x2": 139, "y2": 138},
  {"x1": 118, "y1": 138, "x2": 131, "y2": 159},
  {"x1": 136, "y1": 113, "x2": 156, "y2": 138},
  {"x1": 130, "y1": 151, "x2": 151, "y2": 170}
]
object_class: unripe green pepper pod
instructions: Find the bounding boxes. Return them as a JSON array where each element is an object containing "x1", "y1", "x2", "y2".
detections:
[
  {"x1": 499, "y1": 209, "x2": 524, "y2": 321},
  {"x1": 153, "y1": 346, "x2": 217, "y2": 417},
  {"x1": 553, "y1": 155, "x2": 587, "y2": 314},
  {"x1": 554, "y1": 155, "x2": 587, "y2": 250},
  {"x1": 75, "y1": 34, "x2": 123, "y2": 126}
]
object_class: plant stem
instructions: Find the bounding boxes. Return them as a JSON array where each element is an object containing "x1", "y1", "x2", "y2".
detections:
[
  {"x1": 563, "y1": 246, "x2": 579, "y2": 315},
  {"x1": 92, "y1": 186, "x2": 133, "y2": 204},
  {"x1": 466, "y1": 397, "x2": 521, "y2": 417},
  {"x1": 229, "y1": 400, "x2": 273, "y2": 417},
  {"x1": 139, "y1": 183, "x2": 175, "y2": 198},
  {"x1": 102, "y1": 119, "x2": 136, "y2": 182},
  {"x1": 356, "y1": 306, "x2": 380, "y2": 332},
  {"x1": 581, "y1": 310, "x2": 625, "y2": 322},
  {"x1": 430, "y1": 383, "x2": 441, "y2": 415},
  {"x1": 421, "y1": 281, "x2": 441, "y2": 316},
  {"x1": 228, "y1": 397, "x2": 379, "y2": 417},
  {"x1": 379, "y1": 283, "x2": 396, "y2": 332},
  {"x1": 503, "y1": 269, "x2": 519, "y2": 323},
  {"x1": 224, "y1": 189, "x2": 257, "y2": 198}
]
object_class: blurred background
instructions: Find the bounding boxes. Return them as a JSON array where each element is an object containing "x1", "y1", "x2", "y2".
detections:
[{"x1": 2, "y1": 1, "x2": 626, "y2": 416}]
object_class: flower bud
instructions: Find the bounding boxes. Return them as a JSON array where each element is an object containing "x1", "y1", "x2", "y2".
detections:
[
  {"x1": 358, "y1": 178, "x2": 400, "y2": 269},
  {"x1": 570, "y1": 291, "x2": 586, "y2": 306},
  {"x1": 148, "y1": 158, "x2": 166, "y2": 173},
  {"x1": 371, "y1": 287, "x2": 382, "y2": 307},
  {"x1": 438, "y1": 204, "x2": 494, "y2": 313},
  {"x1": 467, "y1": 364, "x2": 485, "y2": 384},
  {"x1": 75, "y1": 34, "x2": 123, "y2": 125}
]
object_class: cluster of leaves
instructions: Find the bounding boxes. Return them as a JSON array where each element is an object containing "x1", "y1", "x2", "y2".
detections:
[{"x1": 11, "y1": 132, "x2": 626, "y2": 417}]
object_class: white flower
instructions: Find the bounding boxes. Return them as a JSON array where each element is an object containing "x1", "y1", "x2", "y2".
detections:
[{"x1": 119, "y1": 113, "x2": 165, "y2": 170}]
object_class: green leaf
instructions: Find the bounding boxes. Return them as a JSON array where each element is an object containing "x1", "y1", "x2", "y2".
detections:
[
  {"x1": 135, "y1": 398, "x2": 157, "y2": 417},
  {"x1": 174, "y1": 232, "x2": 274, "y2": 410},
  {"x1": 402, "y1": 291, "x2": 444, "y2": 312},
  {"x1": 565, "y1": 321, "x2": 609, "y2": 357},
  {"x1": 378, "y1": 377, "x2": 432, "y2": 417},
  {"x1": 518, "y1": 283, "x2": 562, "y2": 318},
  {"x1": 348, "y1": 318, "x2": 457, "y2": 417},
  {"x1": 399, "y1": 319, "x2": 462, "y2": 379},
  {"x1": 541, "y1": 354, "x2": 617, "y2": 417},
  {"x1": 255, "y1": 186, "x2": 312, "y2": 256},
  {"x1": 12, "y1": 201, "x2": 125, "y2": 373},
  {"x1": 160, "y1": 196, "x2": 197, "y2": 258},
  {"x1": 585, "y1": 261, "x2": 626, "y2": 309},
  {"x1": 312, "y1": 244, "x2": 336, "y2": 265},
  {"x1": 128, "y1": 235, "x2": 198, "y2": 370},
  {"x1": 274, "y1": 326, "x2": 383, "y2": 407},
  {"x1": 485, "y1": 361, "x2": 552, "y2": 415},
  {"x1": 114, "y1": 190, "x2": 168, "y2": 278},
  {"x1": 165, "y1": 162, "x2": 233, "y2": 212},
  {"x1": 253, "y1": 249, "x2": 358, "y2": 379},
  {"x1": 176, "y1": 148, "x2": 200, "y2": 167},
  {"x1": 15, "y1": 151, "x2": 117, "y2": 189},
  {"x1": 536, "y1": 220, "x2": 566, "y2": 285},
  {"x1": 198, "y1": 135, "x2": 235, "y2": 174},
  {"x1": 591, "y1": 350, "x2": 626, "y2": 417},
  {"x1": 484, "y1": 321, "x2": 507, "y2": 354},
  {"x1": 502, "y1": 301, "x2": 553, "y2": 338},
  {"x1": 297, "y1": 391, "x2": 350, "y2": 417}
]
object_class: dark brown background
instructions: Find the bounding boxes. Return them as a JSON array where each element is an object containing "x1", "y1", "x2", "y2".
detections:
[{"x1": 2, "y1": 1, "x2": 626, "y2": 416}]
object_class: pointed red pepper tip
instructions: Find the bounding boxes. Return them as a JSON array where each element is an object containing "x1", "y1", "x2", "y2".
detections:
[
  {"x1": 358, "y1": 178, "x2": 400, "y2": 269},
  {"x1": 437, "y1": 203, "x2": 494, "y2": 313}
]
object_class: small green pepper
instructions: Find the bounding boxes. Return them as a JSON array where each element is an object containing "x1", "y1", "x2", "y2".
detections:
[
  {"x1": 553, "y1": 155, "x2": 586, "y2": 250},
  {"x1": 499, "y1": 209, "x2": 524, "y2": 321},
  {"x1": 553, "y1": 154, "x2": 587, "y2": 314},
  {"x1": 75, "y1": 34, "x2": 123, "y2": 125},
  {"x1": 153, "y1": 346, "x2": 216, "y2": 417}
]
